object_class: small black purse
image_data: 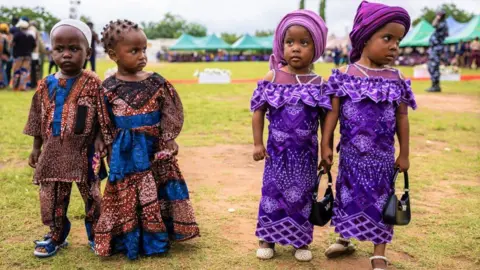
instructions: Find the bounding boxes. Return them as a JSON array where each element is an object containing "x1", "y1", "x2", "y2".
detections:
[
  {"x1": 309, "y1": 169, "x2": 334, "y2": 226},
  {"x1": 383, "y1": 169, "x2": 411, "y2": 226}
]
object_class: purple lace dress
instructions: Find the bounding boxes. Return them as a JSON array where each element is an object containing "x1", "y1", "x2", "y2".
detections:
[
  {"x1": 250, "y1": 69, "x2": 331, "y2": 248},
  {"x1": 325, "y1": 64, "x2": 417, "y2": 244}
]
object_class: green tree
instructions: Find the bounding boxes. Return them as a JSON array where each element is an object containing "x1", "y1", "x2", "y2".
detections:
[
  {"x1": 299, "y1": 0, "x2": 305, "y2": 9},
  {"x1": 220, "y1": 32, "x2": 239, "y2": 44},
  {"x1": 413, "y1": 3, "x2": 474, "y2": 26},
  {"x1": 319, "y1": 0, "x2": 326, "y2": 22},
  {"x1": 0, "y1": 6, "x2": 60, "y2": 32},
  {"x1": 255, "y1": 29, "x2": 274, "y2": 37},
  {"x1": 80, "y1": 15, "x2": 92, "y2": 24},
  {"x1": 183, "y1": 23, "x2": 207, "y2": 38},
  {"x1": 141, "y1": 12, "x2": 207, "y2": 39}
]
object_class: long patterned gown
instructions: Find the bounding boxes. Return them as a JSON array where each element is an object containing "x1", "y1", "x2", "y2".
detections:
[
  {"x1": 326, "y1": 64, "x2": 416, "y2": 244},
  {"x1": 94, "y1": 73, "x2": 199, "y2": 260},
  {"x1": 250, "y1": 69, "x2": 331, "y2": 248}
]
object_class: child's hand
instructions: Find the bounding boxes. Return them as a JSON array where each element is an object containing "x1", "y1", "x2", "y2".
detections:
[
  {"x1": 395, "y1": 155, "x2": 410, "y2": 172},
  {"x1": 94, "y1": 136, "x2": 107, "y2": 158},
  {"x1": 253, "y1": 144, "x2": 269, "y2": 161},
  {"x1": 28, "y1": 148, "x2": 41, "y2": 168},
  {"x1": 320, "y1": 147, "x2": 333, "y2": 172},
  {"x1": 165, "y1": 140, "x2": 179, "y2": 155}
]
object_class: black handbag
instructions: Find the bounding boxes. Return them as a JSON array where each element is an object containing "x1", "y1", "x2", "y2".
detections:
[
  {"x1": 309, "y1": 169, "x2": 334, "y2": 226},
  {"x1": 383, "y1": 169, "x2": 411, "y2": 226}
]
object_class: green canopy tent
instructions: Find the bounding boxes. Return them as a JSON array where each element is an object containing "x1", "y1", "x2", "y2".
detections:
[
  {"x1": 255, "y1": 35, "x2": 274, "y2": 50},
  {"x1": 198, "y1": 34, "x2": 232, "y2": 50},
  {"x1": 169, "y1": 33, "x2": 197, "y2": 51},
  {"x1": 445, "y1": 15, "x2": 480, "y2": 44},
  {"x1": 400, "y1": 19, "x2": 434, "y2": 47},
  {"x1": 170, "y1": 34, "x2": 231, "y2": 51},
  {"x1": 231, "y1": 34, "x2": 264, "y2": 50}
]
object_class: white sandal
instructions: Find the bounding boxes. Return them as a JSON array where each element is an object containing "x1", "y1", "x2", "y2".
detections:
[
  {"x1": 325, "y1": 238, "x2": 356, "y2": 258},
  {"x1": 256, "y1": 241, "x2": 275, "y2": 260},
  {"x1": 294, "y1": 248, "x2": 313, "y2": 262},
  {"x1": 256, "y1": 247, "x2": 275, "y2": 260},
  {"x1": 370, "y1": 255, "x2": 389, "y2": 270}
]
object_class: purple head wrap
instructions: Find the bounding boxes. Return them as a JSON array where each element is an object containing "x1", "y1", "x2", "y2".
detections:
[
  {"x1": 349, "y1": 1, "x2": 411, "y2": 63},
  {"x1": 270, "y1": 10, "x2": 328, "y2": 70}
]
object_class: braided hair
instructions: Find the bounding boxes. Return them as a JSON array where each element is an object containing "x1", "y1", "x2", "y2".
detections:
[{"x1": 101, "y1": 19, "x2": 140, "y2": 52}]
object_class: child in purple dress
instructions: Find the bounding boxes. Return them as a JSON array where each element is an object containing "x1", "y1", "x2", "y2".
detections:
[
  {"x1": 251, "y1": 10, "x2": 329, "y2": 262},
  {"x1": 320, "y1": 2, "x2": 416, "y2": 269}
]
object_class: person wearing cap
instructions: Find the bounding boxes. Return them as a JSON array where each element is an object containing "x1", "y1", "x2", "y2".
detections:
[
  {"x1": 426, "y1": 10, "x2": 449, "y2": 92},
  {"x1": 24, "y1": 19, "x2": 113, "y2": 258},
  {"x1": 11, "y1": 19, "x2": 36, "y2": 90}
]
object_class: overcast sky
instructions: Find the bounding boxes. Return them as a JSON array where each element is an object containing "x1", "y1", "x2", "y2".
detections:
[{"x1": 2, "y1": 0, "x2": 478, "y2": 37}]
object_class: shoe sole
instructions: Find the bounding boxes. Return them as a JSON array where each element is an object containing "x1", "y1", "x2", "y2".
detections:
[{"x1": 325, "y1": 247, "x2": 355, "y2": 259}]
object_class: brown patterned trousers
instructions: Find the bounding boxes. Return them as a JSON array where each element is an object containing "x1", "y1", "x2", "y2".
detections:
[{"x1": 39, "y1": 180, "x2": 101, "y2": 245}]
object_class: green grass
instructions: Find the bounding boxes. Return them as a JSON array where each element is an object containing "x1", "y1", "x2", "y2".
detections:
[{"x1": 0, "y1": 61, "x2": 479, "y2": 269}]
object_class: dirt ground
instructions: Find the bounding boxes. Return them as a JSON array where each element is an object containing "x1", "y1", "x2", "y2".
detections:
[
  {"x1": 176, "y1": 144, "x2": 414, "y2": 269},
  {"x1": 414, "y1": 94, "x2": 480, "y2": 113}
]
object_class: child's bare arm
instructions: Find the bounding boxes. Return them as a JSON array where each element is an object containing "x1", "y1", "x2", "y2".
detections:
[
  {"x1": 94, "y1": 130, "x2": 107, "y2": 158},
  {"x1": 319, "y1": 110, "x2": 334, "y2": 150},
  {"x1": 252, "y1": 108, "x2": 268, "y2": 161},
  {"x1": 28, "y1": 136, "x2": 43, "y2": 168},
  {"x1": 320, "y1": 97, "x2": 340, "y2": 171},
  {"x1": 251, "y1": 70, "x2": 274, "y2": 161},
  {"x1": 395, "y1": 103, "x2": 410, "y2": 172}
]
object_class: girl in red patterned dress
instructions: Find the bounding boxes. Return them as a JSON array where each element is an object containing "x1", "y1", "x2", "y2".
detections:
[{"x1": 94, "y1": 19, "x2": 199, "y2": 260}]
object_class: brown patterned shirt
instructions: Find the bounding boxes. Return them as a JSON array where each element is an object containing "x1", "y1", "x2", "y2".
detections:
[{"x1": 24, "y1": 70, "x2": 114, "y2": 184}]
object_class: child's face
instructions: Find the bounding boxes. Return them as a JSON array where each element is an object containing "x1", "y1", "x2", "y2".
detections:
[
  {"x1": 364, "y1": 22, "x2": 405, "y2": 66},
  {"x1": 283, "y1": 25, "x2": 314, "y2": 70},
  {"x1": 51, "y1": 26, "x2": 91, "y2": 75},
  {"x1": 109, "y1": 30, "x2": 148, "y2": 73}
]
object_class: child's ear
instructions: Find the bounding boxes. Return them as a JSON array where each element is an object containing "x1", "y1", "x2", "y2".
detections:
[
  {"x1": 86, "y1": 47, "x2": 92, "y2": 60},
  {"x1": 108, "y1": 49, "x2": 118, "y2": 62}
]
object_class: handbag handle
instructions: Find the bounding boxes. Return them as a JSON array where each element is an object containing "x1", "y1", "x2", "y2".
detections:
[
  {"x1": 392, "y1": 168, "x2": 409, "y2": 193},
  {"x1": 313, "y1": 169, "x2": 333, "y2": 200}
]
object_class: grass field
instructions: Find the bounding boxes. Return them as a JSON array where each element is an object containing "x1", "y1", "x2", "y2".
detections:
[{"x1": 0, "y1": 60, "x2": 479, "y2": 269}]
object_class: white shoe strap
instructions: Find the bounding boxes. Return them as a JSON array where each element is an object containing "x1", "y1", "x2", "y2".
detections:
[{"x1": 370, "y1": 255, "x2": 389, "y2": 263}]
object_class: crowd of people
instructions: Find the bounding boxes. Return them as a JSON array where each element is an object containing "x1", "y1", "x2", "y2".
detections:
[
  {"x1": 0, "y1": 17, "x2": 100, "y2": 91},
  {"x1": 324, "y1": 45, "x2": 352, "y2": 66},
  {"x1": 0, "y1": 16, "x2": 45, "y2": 90},
  {"x1": 452, "y1": 38, "x2": 480, "y2": 68},
  {"x1": 162, "y1": 38, "x2": 480, "y2": 68},
  {"x1": 161, "y1": 51, "x2": 272, "y2": 62},
  {"x1": 395, "y1": 39, "x2": 480, "y2": 68}
]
